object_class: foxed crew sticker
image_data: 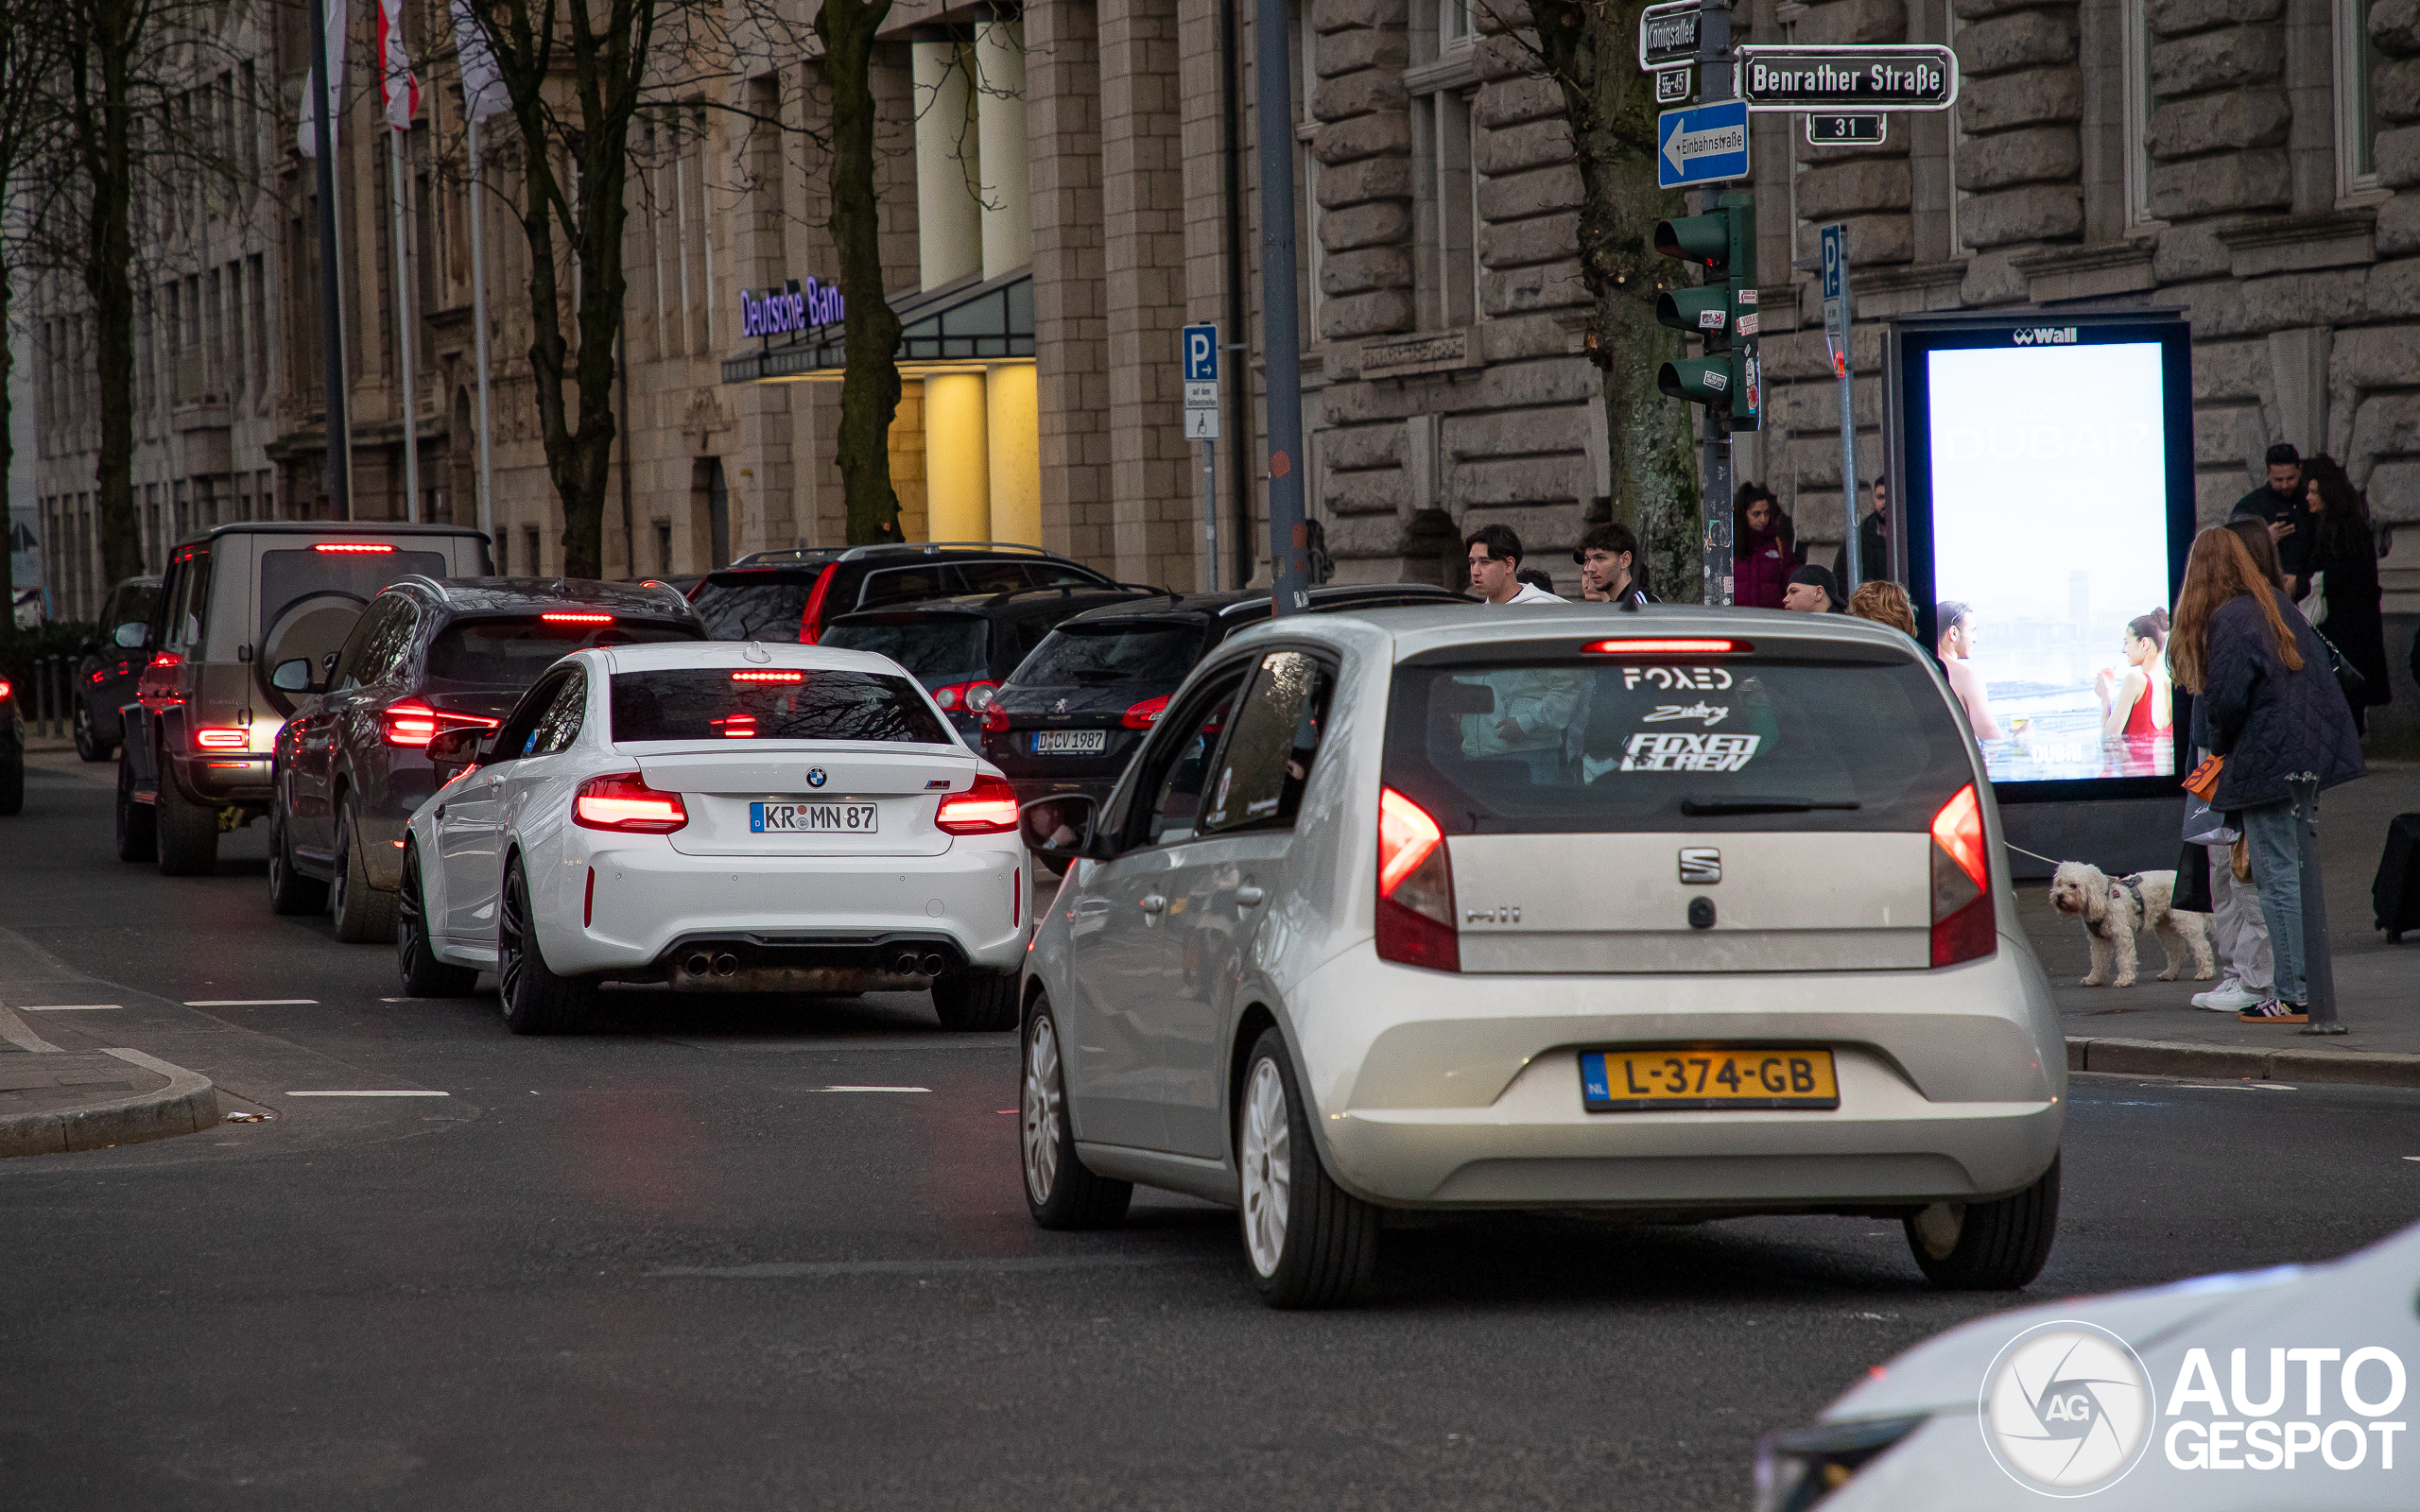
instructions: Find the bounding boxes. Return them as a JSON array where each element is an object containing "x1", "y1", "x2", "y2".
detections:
[
  {"x1": 1641, "y1": 701, "x2": 1731, "y2": 727},
  {"x1": 1622, "y1": 665, "x2": 1735, "y2": 691},
  {"x1": 1621, "y1": 732, "x2": 1761, "y2": 772}
]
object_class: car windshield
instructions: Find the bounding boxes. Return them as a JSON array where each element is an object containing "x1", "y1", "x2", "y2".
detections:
[
  {"x1": 690, "y1": 575, "x2": 815, "y2": 640},
  {"x1": 1014, "y1": 620, "x2": 1204, "y2": 688},
  {"x1": 818, "y1": 616, "x2": 990, "y2": 684},
  {"x1": 425, "y1": 617, "x2": 696, "y2": 689},
  {"x1": 1382, "y1": 646, "x2": 1974, "y2": 833},
  {"x1": 609, "y1": 668, "x2": 950, "y2": 745}
]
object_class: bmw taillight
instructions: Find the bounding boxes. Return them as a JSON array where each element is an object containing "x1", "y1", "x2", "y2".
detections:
[
  {"x1": 936, "y1": 774, "x2": 1020, "y2": 835},
  {"x1": 796, "y1": 564, "x2": 838, "y2": 645},
  {"x1": 573, "y1": 772, "x2": 688, "y2": 833},
  {"x1": 1122, "y1": 695, "x2": 1167, "y2": 730},
  {"x1": 1375, "y1": 786, "x2": 1458, "y2": 971},
  {"x1": 1929, "y1": 783, "x2": 1996, "y2": 967},
  {"x1": 381, "y1": 699, "x2": 501, "y2": 749},
  {"x1": 931, "y1": 679, "x2": 998, "y2": 713}
]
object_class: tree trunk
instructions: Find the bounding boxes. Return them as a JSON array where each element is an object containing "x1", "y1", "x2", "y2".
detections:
[
  {"x1": 0, "y1": 261, "x2": 13, "y2": 613},
  {"x1": 817, "y1": 0, "x2": 904, "y2": 546},
  {"x1": 1527, "y1": 0, "x2": 1700, "y2": 600},
  {"x1": 66, "y1": 0, "x2": 144, "y2": 589}
]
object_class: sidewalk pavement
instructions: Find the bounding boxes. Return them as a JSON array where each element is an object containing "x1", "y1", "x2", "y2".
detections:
[
  {"x1": 0, "y1": 1005, "x2": 218, "y2": 1156},
  {"x1": 2016, "y1": 760, "x2": 2420, "y2": 1089}
]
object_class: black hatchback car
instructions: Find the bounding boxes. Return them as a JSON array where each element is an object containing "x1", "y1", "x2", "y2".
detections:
[
  {"x1": 819, "y1": 585, "x2": 1161, "y2": 741},
  {"x1": 981, "y1": 583, "x2": 1470, "y2": 826},
  {"x1": 73, "y1": 575, "x2": 163, "y2": 761},
  {"x1": 268, "y1": 577, "x2": 704, "y2": 941},
  {"x1": 687, "y1": 542, "x2": 1125, "y2": 644}
]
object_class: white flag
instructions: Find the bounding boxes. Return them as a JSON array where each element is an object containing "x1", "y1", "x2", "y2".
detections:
[
  {"x1": 297, "y1": 0, "x2": 349, "y2": 157},
  {"x1": 376, "y1": 0, "x2": 420, "y2": 132},
  {"x1": 450, "y1": 0, "x2": 509, "y2": 123}
]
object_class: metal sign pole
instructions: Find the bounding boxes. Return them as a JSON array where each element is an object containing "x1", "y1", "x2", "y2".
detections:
[
  {"x1": 1202, "y1": 441, "x2": 1220, "y2": 593},
  {"x1": 1824, "y1": 224, "x2": 1859, "y2": 593},
  {"x1": 1251, "y1": 1, "x2": 1310, "y2": 614},
  {"x1": 1700, "y1": 0, "x2": 1734, "y2": 608}
]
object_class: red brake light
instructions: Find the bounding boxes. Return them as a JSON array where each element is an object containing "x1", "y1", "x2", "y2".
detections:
[
  {"x1": 313, "y1": 541, "x2": 395, "y2": 553},
  {"x1": 931, "y1": 680, "x2": 998, "y2": 712},
  {"x1": 711, "y1": 713, "x2": 759, "y2": 738},
  {"x1": 148, "y1": 652, "x2": 182, "y2": 668},
  {"x1": 1375, "y1": 786, "x2": 1459, "y2": 971},
  {"x1": 573, "y1": 772, "x2": 688, "y2": 833},
  {"x1": 195, "y1": 727, "x2": 250, "y2": 749},
  {"x1": 797, "y1": 563, "x2": 838, "y2": 644},
  {"x1": 381, "y1": 699, "x2": 502, "y2": 748},
  {"x1": 1929, "y1": 783, "x2": 1996, "y2": 968},
  {"x1": 732, "y1": 669, "x2": 804, "y2": 683},
  {"x1": 541, "y1": 611, "x2": 614, "y2": 624},
  {"x1": 936, "y1": 775, "x2": 1020, "y2": 834},
  {"x1": 1582, "y1": 638, "x2": 1747, "y2": 655},
  {"x1": 0, "y1": 679, "x2": 10, "y2": 701},
  {"x1": 1122, "y1": 695, "x2": 1168, "y2": 730},
  {"x1": 980, "y1": 702, "x2": 1011, "y2": 735}
]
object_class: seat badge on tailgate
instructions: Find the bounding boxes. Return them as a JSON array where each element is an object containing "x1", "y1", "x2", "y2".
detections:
[{"x1": 1679, "y1": 847, "x2": 1720, "y2": 885}]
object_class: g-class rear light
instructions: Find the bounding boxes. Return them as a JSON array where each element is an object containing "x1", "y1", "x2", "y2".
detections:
[
  {"x1": 381, "y1": 700, "x2": 502, "y2": 748},
  {"x1": 314, "y1": 542, "x2": 395, "y2": 553},
  {"x1": 930, "y1": 680, "x2": 997, "y2": 712},
  {"x1": 195, "y1": 728, "x2": 251, "y2": 749},
  {"x1": 1929, "y1": 783, "x2": 1996, "y2": 968},
  {"x1": 1375, "y1": 786, "x2": 1458, "y2": 971},
  {"x1": 936, "y1": 775, "x2": 1020, "y2": 835},
  {"x1": 573, "y1": 772, "x2": 688, "y2": 833},
  {"x1": 1122, "y1": 695, "x2": 1167, "y2": 730}
]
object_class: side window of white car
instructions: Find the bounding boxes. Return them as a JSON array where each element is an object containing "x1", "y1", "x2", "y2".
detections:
[
  {"x1": 1142, "y1": 671, "x2": 1246, "y2": 849},
  {"x1": 1197, "y1": 651, "x2": 1336, "y2": 836},
  {"x1": 528, "y1": 672, "x2": 589, "y2": 756}
]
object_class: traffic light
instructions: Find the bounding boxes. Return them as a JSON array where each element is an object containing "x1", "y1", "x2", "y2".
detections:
[{"x1": 1652, "y1": 193, "x2": 1758, "y2": 432}]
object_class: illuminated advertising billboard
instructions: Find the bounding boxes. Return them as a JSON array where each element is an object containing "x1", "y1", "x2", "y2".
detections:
[{"x1": 1890, "y1": 311, "x2": 2196, "y2": 800}]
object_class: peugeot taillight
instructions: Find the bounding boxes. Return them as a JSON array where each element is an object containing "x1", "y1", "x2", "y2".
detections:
[
  {"x1": 573, "y1": 772, "x2": 688, "y2": 833},
  {"x1": 936, "y1": 775, "x2": 1020, "y2": 835},
  {"x1": 1374, "y1": 786, "x2": 1458, "y2": 971},
  {"x1": 796, "y1": 564, "x2": 838, "y2": 644},
  {"x1": 1122, "y1": 695, "x2": 1167, "y2": 730},
  {"x1": 980, "y1": 702, "x2": 1011, "y2": 735},
  {"x1": 931, "y1": 679, "x2": 998, "y2": 712},
  {"x1": 381, "y1": 699, "x2": 501, "y2": 749},
  {"x1": 1929, "y1": 783, "x2": 1996, "y2": 967}
]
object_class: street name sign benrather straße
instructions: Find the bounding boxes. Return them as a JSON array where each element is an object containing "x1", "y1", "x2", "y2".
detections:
[
  {"x1": 1735, "y1": 44, "x2": 1957, "y2": 111},
  {"x1": 1638, "y1": 0, "x2": 1702, "y2": 69}
]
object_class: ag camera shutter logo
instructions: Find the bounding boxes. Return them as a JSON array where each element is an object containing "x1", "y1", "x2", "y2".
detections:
[{"x1": 1979, "y1": 1320, "x2": 2154, "y2": 1495}]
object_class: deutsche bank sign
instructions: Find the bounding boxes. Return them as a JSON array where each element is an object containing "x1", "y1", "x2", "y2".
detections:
[{"x1": 739, "y1": 278, "x2": 846, "y2": 339}]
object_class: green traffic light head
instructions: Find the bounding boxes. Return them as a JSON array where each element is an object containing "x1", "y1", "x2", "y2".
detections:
[
  {"x1": 1652, "y1": 213, "x2": 1732, "y2": 271},
  {"x1": 1655, "y1": 285, "x2": 1733, "y2": 336},
  {"x1": 1657, "y1": 355, "x2": 1736, "y2": 407}
]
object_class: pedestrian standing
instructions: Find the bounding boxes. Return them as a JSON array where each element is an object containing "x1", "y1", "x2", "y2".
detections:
[
  {"x1": 2299, "y1": 455, "x2": 2391, "y2": 733},
  {"x1": 1734, "y1": 485, "x2": 1795, "y2": 610},
  {"x1": 1847, "y1": 580, "x2": 1916, "y2": 636},
  {"x1": 2235, "y1": 443, "x2": 2313, "y2": 595},
  {"x1": 2170, "y1": 527, "x2": 2365, "y2": 1024},
  {"x1": 1571, "y1": 523, "x2": 1656, "y2": 606},
  {"x1": 1782, "y1": 564, "x2": 1846, "y2": 614},
  {"x1": 1832, "y1": 476, "x2": 1890, "y2": 587},
  {"x1": 1465, "y1": 524, "x2": 1563, "y2": 606}
]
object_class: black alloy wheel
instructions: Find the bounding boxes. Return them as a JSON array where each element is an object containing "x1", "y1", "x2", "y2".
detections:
[
  {"x1": 267, "y1": 792, "x2": 330, "y2": 915},
  {"x1": 496, "y1": 856, "x2": 594, "y2": 1035},
  {"x1": 72, "y1": 702, "x2": 110, "y2": 763},
  {"x1": 329, "y1": 795, "x2": 397, "y2": 944},
  {"x1": 114, "y1": 756, "x2": 156, "y2": 862},
  {"x1": 396, "y1": 844, "x2": 479, "y2": 997}
]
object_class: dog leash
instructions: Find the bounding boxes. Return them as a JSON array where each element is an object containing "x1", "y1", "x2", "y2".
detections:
[{"x1": 2003, "y1": 840, "x2": 2065, "y2": 868}]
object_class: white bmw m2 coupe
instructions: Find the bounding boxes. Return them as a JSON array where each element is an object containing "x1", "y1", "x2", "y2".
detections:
[{"x1": 395, "y1": 641, "x2": 1029, "y2": 1033}]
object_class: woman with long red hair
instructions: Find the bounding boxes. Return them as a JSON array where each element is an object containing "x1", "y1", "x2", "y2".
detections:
[{"x1": 2171, "y1": 527, "x2": 2363, "y2": 1023}]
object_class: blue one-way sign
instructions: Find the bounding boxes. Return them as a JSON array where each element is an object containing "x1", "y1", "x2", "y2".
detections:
[
  {"x1": 1656, "y1": 99, "x2": 1751, "y2": 189},
  {"x1": 1183, "y1": 323, "x2": 1219, "y2": 383}
]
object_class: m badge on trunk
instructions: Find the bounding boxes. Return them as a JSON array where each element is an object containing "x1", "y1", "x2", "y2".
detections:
[{"x1": 1679, "y1": 847, "x2": 1720, "y2": 885}]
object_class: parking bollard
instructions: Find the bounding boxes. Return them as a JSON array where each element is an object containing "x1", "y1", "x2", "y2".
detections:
[{"x1": 2295, "y1": 779, "x2": 2342, "y2": 1034}]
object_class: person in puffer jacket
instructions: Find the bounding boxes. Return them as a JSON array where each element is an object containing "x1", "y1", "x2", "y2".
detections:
[
  {"x1": 2171, "y1": 526, "x2": 2364, "y2": 1023},
  {"x1": 1733, "y1": 484, "x2": 1796, "y2": 610}
]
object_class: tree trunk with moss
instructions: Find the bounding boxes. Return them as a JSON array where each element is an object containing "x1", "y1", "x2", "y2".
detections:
[
  {"x1": 817, "y1": 0, "x2": 905, "y2": 546},
  {"x1": 1525, "y1": 0, "x2": 1701, "y2": 600}
]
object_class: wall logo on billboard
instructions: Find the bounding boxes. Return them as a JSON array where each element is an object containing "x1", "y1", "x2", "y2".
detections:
[
  {"x1": 740, "y1": 278, "x2": 846, "y2": 338},
  {"x1": 2012, "y1": 326, "x2": 2081, "y2": 345}
]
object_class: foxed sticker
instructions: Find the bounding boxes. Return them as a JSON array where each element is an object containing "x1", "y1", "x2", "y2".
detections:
[
  {"x1": 1246, "y1": 795, "x2": 1279, "y2": 818},
  {"x1": 1620, "y1": 732, "x2": 1760, "y2": 772},
  {"x1": 1641, "y1": 701, "x2": 1731, "y2": 727},
  {"x1": 1621, "y1": 665, "x2": 1736, "y2": 691}
]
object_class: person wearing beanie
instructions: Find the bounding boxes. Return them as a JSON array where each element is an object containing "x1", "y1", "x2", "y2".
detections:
[{"x1": 1782, "y1": 564, "x2": 1845, "y2": 613}]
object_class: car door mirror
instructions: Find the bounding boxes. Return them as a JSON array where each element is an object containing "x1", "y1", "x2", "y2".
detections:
[
  {"x1": 112, "y1": 621, "x2": 150, "y2": 650},
  {"x1": 1022, "y1": 794, "x2": 1110, "y2": 862},
  {"x1": 426, "y1": 726, "x2": 483, "y2": 777},
  {"x1": 269, "y1": 658, "x2": 318, "y2": 694}
]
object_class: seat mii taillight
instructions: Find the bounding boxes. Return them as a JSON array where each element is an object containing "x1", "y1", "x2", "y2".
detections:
[
  {"x1": 1375, "y1": 786, "x2": 1459, "y2": 971},
  {"x1": 1929, "y1": 783, "x2": 1996, "y2": 967}
]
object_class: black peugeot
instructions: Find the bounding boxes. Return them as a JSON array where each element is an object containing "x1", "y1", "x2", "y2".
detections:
[
  {"x1": 687, "y1": 542, "x2": 1126, "y2": 645},
  {"x1": 818, "y1": 584, "x2": 1161, "y2": 741},
  {"x1": 72, "y1": 574, "x2": 163, "y2": 762}
]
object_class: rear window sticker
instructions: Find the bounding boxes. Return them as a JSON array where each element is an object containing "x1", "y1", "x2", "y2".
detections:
[
  {"x1": 1620, "y1": 665, "x2": 1735, "y2": 691},
  {"x1": 1618, "y1": 731, "x2": 1761, "y2": 773},
  {"x1": 1641, "y1": 701, "x2": 1731, "y2": 727}
]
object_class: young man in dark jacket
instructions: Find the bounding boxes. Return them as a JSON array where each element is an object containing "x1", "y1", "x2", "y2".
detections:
[{"x1": 2233, "y1": 443, "x2": 2313, "y2": 593}]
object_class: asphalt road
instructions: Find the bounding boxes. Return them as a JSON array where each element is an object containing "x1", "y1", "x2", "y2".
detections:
[{"x1": 6, "y1": 748, "x2": 2420, "y2": 1509}]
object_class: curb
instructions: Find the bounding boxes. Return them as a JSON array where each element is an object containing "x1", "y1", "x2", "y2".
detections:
[
  {"x1": 2067, "y1": 1036, "x2": 2420, "y2": 1091},
  {"x1": 0, "y1": 1046, "x2": 220, "y2": 1158}
]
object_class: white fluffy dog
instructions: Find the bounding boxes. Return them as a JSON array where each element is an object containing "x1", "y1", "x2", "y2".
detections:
[{"x1": 2048, "y1": 861, "x2": 2216, "y2": 988}]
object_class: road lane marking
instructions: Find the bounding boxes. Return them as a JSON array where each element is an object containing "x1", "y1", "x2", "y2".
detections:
[
  {"x1": 188, "y1": 999, "x2": 320, "y2": 1006},
  {"x1": 17, "y1": 1004, "x2": 121, "y2": 1010},
  {"x1": 661, "y1": 1036, "x2": 1013, "y2": 1052},
  {"x1": 651, "y1": 1255, "x2": 1196, "y2": 1279},
  {"x1": 284, "y1": 1090, "x2": 451, "y2": 1097},
  {"x1": 824, "y1": 1086, "x2": 930, "y2": 1092}
]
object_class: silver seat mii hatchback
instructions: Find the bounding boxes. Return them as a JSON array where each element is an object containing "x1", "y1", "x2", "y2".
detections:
[{"x1": 1017, "y1": 604, "x2": 2065, "y2": 1308}]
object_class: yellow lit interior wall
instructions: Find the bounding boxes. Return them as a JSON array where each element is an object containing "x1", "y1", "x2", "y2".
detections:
[
  {"x1": 888, "y1": 380, "x2": 928, "y2": 541},
  {"x1": 986, "y1": 364, "x2": 1040, "y2": 546},
  {"x1": 923, "y1": 372, "x2": 991, "y2": 542}
]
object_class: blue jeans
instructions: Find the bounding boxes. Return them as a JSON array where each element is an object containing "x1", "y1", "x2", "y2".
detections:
[{"x1": 2239, "y1": 781, "x2": 2319, "y2": 1005}]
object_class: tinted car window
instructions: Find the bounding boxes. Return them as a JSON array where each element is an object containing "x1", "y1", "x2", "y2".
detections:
[
  {"x1": 164, "y1": 551, "x2": 213, "y2": 651},
  {"x1": 1199, "y1": 651, "x2": 1334, "y2": 836},
  {"x1": 1144, "y1": 674, "x2": 1244, "y2": 847},
  {"x1": 1382, "y1": 647, "x2": 1973, "y2": 834},
  {"x1": 856, "y1": 566, "x2": 952, "y2": 610},
  {"x1": 818, "y1": 616, "x2": 990, "y2": 683},
  {"x1": 331, "y1": 597, "x2": 402, "y2": 688},
  {"x1": 1019, "y1": 621, "x2": 1206, "y2": 688},
  {"x1": 690, "y1": 575, "x2": 815, "y2": 640},
  {"x1": 956, "y1": 562, "x2": 1032, "y2": 595},
  {"x1": 609, "y1": 669, "x2": 950, "y2": 745},
  {"x1": 105, "y1": 582, "x2": 161, "y2": 633},
  {"x1": 425, "y1": 618, "x2": 696, "y2": 688},
  {"x1": 528, "y1": 673, "x2": 588, "y2": 755}
]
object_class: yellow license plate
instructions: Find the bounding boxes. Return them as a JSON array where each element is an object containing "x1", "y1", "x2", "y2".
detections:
[{"x1": 1580, "y1": 1049, "x2": 1839, "y2": 1112}]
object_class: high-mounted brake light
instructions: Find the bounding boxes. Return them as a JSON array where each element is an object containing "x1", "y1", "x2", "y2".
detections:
[
  {"x1": 731, "y1": 669, "x2": 805, "y2": 683},
  {"x1": 313, "y1": 541, "x2": 395, "y2": 554},
  {"x1": 195, "y1": 727, "x2": 250, "y2": 749},
  {"x1": 541, "y1": 611, "x2": 614, "y2": 624},
  {"x1": 796, "y1": 563, "x2": 838, "y2": 645},
  {"x1": 936, "y1": 775, "x2": 1020, "y2": 834},
  {"x1": 1122, "y1": 695, "x2": 1168, "y2": 730},
  {"x1": 573, "y1": 772, "x2": 688, "y2": 833},
  {"x1": 380, "y1": 699, "x2": 501, "y2": 748},
  {"x1": 148, "y1": 652, "x2": 182, "y2": 668},
  {"x1": 1375, "y1": 786, "x2": 1459, "y2": 971},
  {"x1": 1582, "y1": 638, "x2": 1748, "y2": 655},
  {"x1": 1928, "y1": 783, "x2": 1996, "y2": 968},
  {"x1": 930, "y1": 679, "x2": 998, "y2": 712}
]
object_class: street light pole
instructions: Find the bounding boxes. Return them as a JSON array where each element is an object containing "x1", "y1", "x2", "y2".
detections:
[{"x1": 1253, "y1": 0, "x2": 1309, "y2": 616}]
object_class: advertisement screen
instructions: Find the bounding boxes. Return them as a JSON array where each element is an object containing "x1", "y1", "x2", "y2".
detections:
[{"x1": 1916, "y1": 335, "x2": 2183, "y2": 787}]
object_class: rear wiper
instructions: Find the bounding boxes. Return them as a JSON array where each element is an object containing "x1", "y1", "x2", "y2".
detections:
[{"x1": 1680, "y1": 797, "x2": 1861, "y2": 816}]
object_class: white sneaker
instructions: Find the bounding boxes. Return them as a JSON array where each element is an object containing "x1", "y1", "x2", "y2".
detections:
[{"x1": 2194, "y1": 981, "x2": 2263, "y2": 1012}]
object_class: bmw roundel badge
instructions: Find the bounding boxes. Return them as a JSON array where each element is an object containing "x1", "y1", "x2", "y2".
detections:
[{"x1": 806, "y1": 768, "x2": 827, "y2": 788}]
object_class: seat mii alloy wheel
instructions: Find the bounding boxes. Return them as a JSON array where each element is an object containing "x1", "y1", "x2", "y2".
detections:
[
  {"x1": 1236, "y1": 1028, "x2": 1377, "y2": 1309},
  {"x1": 1239, "y1": 1057, "x2": 1292, "y2": 1277},
  {"x1": 1019, "y1": 997, "x2": 1130, "y2": 1230}
]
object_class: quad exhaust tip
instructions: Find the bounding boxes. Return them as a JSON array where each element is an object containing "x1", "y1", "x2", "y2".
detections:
[
  {"x1": 683, "y1": 953, "x2": 713, "y2": 977},
  {"x1": 712, "y1": 954, "x2": 739, "y2": 977}
]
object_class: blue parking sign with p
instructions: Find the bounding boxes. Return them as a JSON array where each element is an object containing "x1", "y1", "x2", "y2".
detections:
[{"x1": 1184, "y1": 324, "x2": 1219, "y2": 383}]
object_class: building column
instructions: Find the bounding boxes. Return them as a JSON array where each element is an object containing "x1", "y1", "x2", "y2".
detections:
[
  {"x1": 925, "y1": 371, "x2": 991, "y2": 541},
  {"x1": 987, "y1": 364, "x2": 1042, "y2": 544},
  {"x1": 1024, "y1": 0, "x2": 1108, "y2": 563},
  {"x1": 976, "y1": 22, "x2": 1033, "y2": 279},
  {"x1": 915, "y1": 41, "x2": 984, "y2": 290}
]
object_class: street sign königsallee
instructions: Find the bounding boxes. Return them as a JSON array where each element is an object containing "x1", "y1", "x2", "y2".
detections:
[
  {"x1": 1656, "y1": 99, "x2": 1750, "y2": 189},
  {"x1": 1736, "y1": 44, "x2": 1957, "y2": 111},
  {"x1": 1806, "y1": 112, "x2": 1886, "y2": 145},
  {"x1": 1637, "y1": 0, "x2": 1702, "y2": 69}
]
